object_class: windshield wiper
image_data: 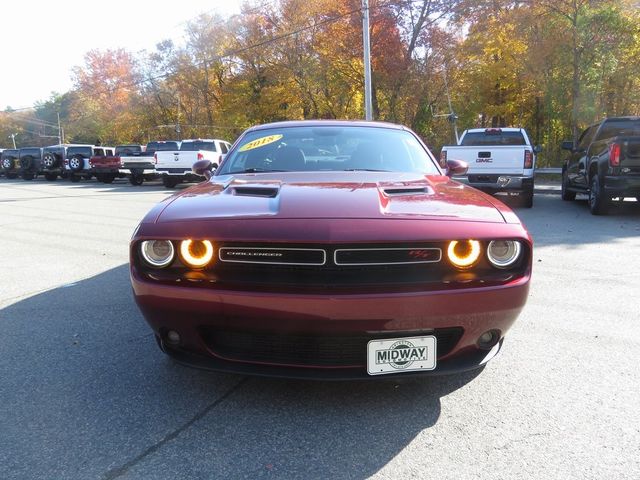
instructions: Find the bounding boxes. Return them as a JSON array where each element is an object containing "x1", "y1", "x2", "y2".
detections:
[{"x1": 343, "y1": 168, "x2": 391, "y2": 172}]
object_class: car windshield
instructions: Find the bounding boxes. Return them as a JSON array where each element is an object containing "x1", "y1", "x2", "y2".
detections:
[
  {"x1": 180, "y1": 141, "x2": 217, "y2": 152},
  {"x1": 1, "y1": 149, "x2": 19, "y2": 158},
  {"x1": 115, "y1": 145, "x2": 142, "y2": 155},
  {"x1": 217, "y1": 126, "x2": 439, "y2": 175},
  {"x1": 67, "y1": 147, "x2": 93, "y2": 158},
  {"x1": 147, "y1": 142, "x2": 180, "y2": 153},
  {"x1": 20, "y1": 148, "x2": 41, "y2": 157},
  {"x1": 596, "y1": 120, "x2": 640, "y2": 140},
  {"x1": 460, "y1": 131, "x2": 526, "y2": 146}
]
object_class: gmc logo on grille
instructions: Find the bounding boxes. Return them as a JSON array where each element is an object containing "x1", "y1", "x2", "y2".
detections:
[{"x1": 476, "y1": 158, "x2": 492, "y2": 163}]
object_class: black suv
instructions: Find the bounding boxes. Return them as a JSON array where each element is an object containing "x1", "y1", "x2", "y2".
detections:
[
  {"x1": 18, "y1": 147, "x2": 43, "y2": 180},
  {"x1": 1, "y1": 149, "x2": 20, "y2": 179}
]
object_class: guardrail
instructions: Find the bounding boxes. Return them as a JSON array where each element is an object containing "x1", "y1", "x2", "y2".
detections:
[{"x1": 535, "y1": 167, "x2": 561, "y2": 174}]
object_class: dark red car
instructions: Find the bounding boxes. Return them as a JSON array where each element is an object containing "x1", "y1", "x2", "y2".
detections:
[{"x1": 130, "y1": 120, "x2": 532, "y2": 379}]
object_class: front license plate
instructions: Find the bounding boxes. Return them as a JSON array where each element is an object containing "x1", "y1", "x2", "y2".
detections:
[{"x1": 367, "y1": 336, "x2": 436, "y2": 375}]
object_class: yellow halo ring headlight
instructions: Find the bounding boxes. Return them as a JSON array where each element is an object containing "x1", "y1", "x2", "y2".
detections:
[
  {"x1": 179, "y1": 239, "x2": 214, "y2": 268},
  {"x1": 447, "y1": 240, "x2": 481, "y2": 269}
]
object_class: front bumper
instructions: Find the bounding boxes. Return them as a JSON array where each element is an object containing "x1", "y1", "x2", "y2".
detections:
[
  {"x1": 160, "y1": 338, "x2": 502, "y2": 380},
  {"x1": 604, "y1": 175, "x2": 640, "y2": 197},
  {"x1": 453, "y1": 175, "x2": 533, "y2": 194},
  {"x1": 132, "y1": 270, "x2": 529, "y2": 379}
]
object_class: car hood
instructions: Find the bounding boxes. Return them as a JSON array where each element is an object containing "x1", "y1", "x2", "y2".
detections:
[{"x1": 155, "y1": 172, "x2": 506, "y2": 223}]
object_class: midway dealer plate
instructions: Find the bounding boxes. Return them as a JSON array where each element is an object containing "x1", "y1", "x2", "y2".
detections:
[{"x1": 367, "y1": 336, "x2": 436, "y2": 375}]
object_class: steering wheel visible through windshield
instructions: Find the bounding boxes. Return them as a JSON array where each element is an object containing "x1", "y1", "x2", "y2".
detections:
[{"x1": 216, "y1": 125, "x2": 440, "y2": 175}]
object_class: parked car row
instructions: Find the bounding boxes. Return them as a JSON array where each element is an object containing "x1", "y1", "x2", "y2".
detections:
[
  {"x1": 0, "y1": 138, "x2": 233, "y2": 188},
  {"x1": 439, "y1": 116, "x2": 640, "y2": 215}
]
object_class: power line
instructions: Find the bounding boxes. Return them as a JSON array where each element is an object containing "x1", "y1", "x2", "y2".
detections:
[
  {"x1": 5, "y1": 0, "x2": 414, "y2": 111},
  {"x1": 133, "y1": 4, "x2": 366, "y2": 95},
  {"x1": 3, "y1": 111, "x2": 58, "y2": 128},
  {"x1": 3, "y1": 2, "x2": 278, "y2": 112}
]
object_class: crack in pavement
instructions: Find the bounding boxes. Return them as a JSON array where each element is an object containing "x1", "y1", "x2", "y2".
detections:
[{"x1": 102, "y1": 376, "x2": 249, "y2": 480}]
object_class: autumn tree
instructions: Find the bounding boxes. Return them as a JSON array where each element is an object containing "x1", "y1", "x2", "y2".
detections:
[{"x1": 69, "y1": 49, "x2": 141, "y2": 144}]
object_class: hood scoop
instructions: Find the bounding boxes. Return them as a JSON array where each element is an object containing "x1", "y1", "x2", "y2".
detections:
[
  {"x1": 382, "y1": 186, "x2": 431, "y2": 196},
  {"x1": 230, "y1": 186, "x2": 280, "y2": 198}
]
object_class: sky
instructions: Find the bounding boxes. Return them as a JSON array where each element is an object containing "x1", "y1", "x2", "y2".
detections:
[{"x1": 0, "y1": 0, "x2": 245, "y2": 110}]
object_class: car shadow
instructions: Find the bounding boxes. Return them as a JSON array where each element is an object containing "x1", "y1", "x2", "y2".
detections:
[
  {"x1": 0, "y1": 264, "x2": 481, "y2": 479},
  {"x1": 499, "y1": 190, "x2": 640, "y2": 248}
]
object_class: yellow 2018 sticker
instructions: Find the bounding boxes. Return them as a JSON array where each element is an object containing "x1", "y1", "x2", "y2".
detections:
[{"x1": 238, "y1": 134, "x2": 283, "y2": 152}]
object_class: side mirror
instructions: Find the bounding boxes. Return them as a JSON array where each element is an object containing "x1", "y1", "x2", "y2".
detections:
[
  {"x1": 445, "y1": 159, "x2": 468, "y2": 177},
  {"x1": 561, "y1": 141, "x2": 574, "y2": 151},
  {"x1": 533, "y1": 145, "x2": 542, "y2": 154},
  {"x1": 192, "y1": 159, "x2": 216, "y2": 180}
]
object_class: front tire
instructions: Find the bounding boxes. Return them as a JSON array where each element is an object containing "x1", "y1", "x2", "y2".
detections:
[
  {"x1": 561, "y1": 171, "x2": 576, "y2": 201},
  {"x1": 129, "y1": 174, "x2": 144, "y2": 186},
  {"x1": 522, "y1": 188, "x2": 533, "y2": 208},
  {"x1": 162, "y1": 176, "x2": 179, "y2": 189},
  {"x1": 589, "y1": 175, "x2": 610, "y2": 215}
]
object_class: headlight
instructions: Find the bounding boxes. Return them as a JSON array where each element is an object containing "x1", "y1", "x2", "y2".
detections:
[
  {"x1": 140, "y1": 240, "x2": 175, "y2": 268},
  {"x1": 179, "y1": 239, "x2": 214, "y2": 268},
  {"x1": 447, "y1": 240, "x2": 481, "y2": 269},
  {"x1": 487, "y1": 240, "x2": 522, "y2": 268}
]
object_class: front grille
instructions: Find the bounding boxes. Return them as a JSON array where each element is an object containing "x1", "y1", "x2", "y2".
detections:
[
  {"x1": 220, "y1": 247, "x2": 326, "y2": 265},
  {"x1": 201, "y1": 327, "x2": 464, "y2": 367},
  {"x1": 138, "y1": 240, "x2": 528, "y2": 293},
  {"x1": 335, "y1": 247, "x2": 441, "y2": 265}
]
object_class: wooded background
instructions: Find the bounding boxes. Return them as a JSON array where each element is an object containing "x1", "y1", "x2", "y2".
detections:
[{"x1": 1, "y1": 0, "x2": 639, "y2": 166}]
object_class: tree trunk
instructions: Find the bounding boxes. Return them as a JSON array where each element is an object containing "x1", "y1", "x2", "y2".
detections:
[{"x1": 571, "y1": 15, "x2": 581, "y2": 143}]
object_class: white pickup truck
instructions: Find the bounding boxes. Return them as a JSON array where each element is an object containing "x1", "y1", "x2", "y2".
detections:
[
  {"x1": 155, "y1": 138, "x2": 232, "y2": 188},
  {"x1": 440, "y1": 128, "x2": 540, "y2": 207}
]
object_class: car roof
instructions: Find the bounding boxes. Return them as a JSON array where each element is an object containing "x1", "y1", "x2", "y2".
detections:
[
  {"x1": 464, "y1": 128, "x2": 524, "y2": 133},
  {"x1": 181, "y1": 138, "x2": 227, "y2": 142},
  {"x1": 246, "y1": 120, "x2": 407, "y2": 133},
  {"x1": 45, "y1": 144, "x2": 94, "y2": 148},
  {"x1": 602, "y1": 116, "x2": 640, "y2": 121}
]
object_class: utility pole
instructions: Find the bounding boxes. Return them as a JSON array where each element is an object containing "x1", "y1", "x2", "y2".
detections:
[
  {"x1": 362, "y1": 0, "x2": 373, "y2": 121},
  {"x1": 57, "y1": 112, "x2": 63, "y2": 145},
  {"x1": 443, "y1": 70, "x2": 459, "y2": 143},
  {"x1": 176, "y1": 95, "x2": 182, "y2": 140}
]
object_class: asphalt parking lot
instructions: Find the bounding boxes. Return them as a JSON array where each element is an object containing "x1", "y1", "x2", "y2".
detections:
[{"x1": 1, "y1": 178, "x2": 639, "y2": 480}]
